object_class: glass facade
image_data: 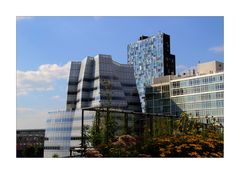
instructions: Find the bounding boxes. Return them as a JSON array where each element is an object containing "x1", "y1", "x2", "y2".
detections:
[
  {"x1": 45, "y1": 54, "x2": 142, "y2": 157},
  {"x1": 44, "y1": 110, "x2": 94, "y2": 158},
  {"x1": 44, "y1": 110, "x2": 75, "y2": 158},
  {"x1": 171, "y1": 72, "x2": 224, "y2": 123},
  {"x1": 145, "y1": 72, "x2": 224, "y2": 124},
  {"x1": 44, "y1": 109, "x2": 137, "y2": 157},
  {"x1": 146, "y1": 83, "x2": 171, "y2": 114},
  {"x1": 66, "y1": 54, "x2": 141, "y2": 112},
  {"x1": 128, "y1": 32, "x2": 175, "y2": 112}
]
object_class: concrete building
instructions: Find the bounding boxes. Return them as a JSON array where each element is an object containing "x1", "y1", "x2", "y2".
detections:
[
  {"x1": 145, "y1": 61, "x2": 224, "y2": 124},
  {"x1": 197, "y1": 61, "x2": 223, "y2": 75},
  {"x1": 128, "y1": 32, "x2": 176, "y2": 112},
  {"x1": 44, "y1": 54, "x2": 141, "y2": 157}
]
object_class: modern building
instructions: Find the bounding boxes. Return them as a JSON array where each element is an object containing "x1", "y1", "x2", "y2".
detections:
[
  {"x1": 44, "y1": 54, "x2": 141, "y2": 157},
  {"x1": 128, "y1": 32, "x2": 176, "y2": 112},
  {"x1": 66, "y1": 54, "x2": 141, "y2": 112},
  {"x1": 17, "y1": 129, "x2": 45, "y2": 157},
  {"x1": 146, "y1": 61, "x2": 224, "y2": 124},
  {"x1": 44, "y1": 110, "x2": 94, "y2": 157},
  {"x1": 145, "y1": 76, "x2": 172, "y2": 115},
  {"x1": 197, "y1": 61, "x2": 223, "y2": 75}
]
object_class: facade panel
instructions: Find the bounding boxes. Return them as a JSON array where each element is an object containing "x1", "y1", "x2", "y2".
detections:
[
  {"x1": 128, "y1": 32, "x2": 175, "y2": 112},
  {"x1": 44, "y1": 110, "x2": 94, "y2": 158},
  {"x1": 145, "y1": 61, "x2": 224, "y2": 125},
  {"x1": 170, "y1": 72, "x2": 224, "y2": 123},
  {"x1": 66, "y1": 54, "x2": 141, "y2": 111},
  {"x1": 44, "y1": 54, "x2": 141, "y2": 157}
]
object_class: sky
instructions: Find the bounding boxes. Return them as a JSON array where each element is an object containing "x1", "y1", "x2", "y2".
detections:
[{"x1": 16, "y1": 16, "x2": 224, "y2": 129}]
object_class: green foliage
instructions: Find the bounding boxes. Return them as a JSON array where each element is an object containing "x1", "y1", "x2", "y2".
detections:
[
  {"x1": 103, "y1": 109, "x2": 117, "y2": 143},
  {"x1": 156, "y1": 133, "x2": 223, "y2": 157},
  {"x1": 153, "y1": 112, "x2": 224, "y2": 157},
  {"x1": 89, "y1": 110, "x2": 117, "y2": 146},
  {"x1": 52, "y1": 153, "x2": 59, "y2": 158},
  {"x1": 90, "y1": 112, "x2": 223, "y2": 157},
  {"x1": 21, "y1": 145, "x2": 43, "y2": 157},
  {"x1": 22, "y1": 146, "x2": 35, "y2": 157},
  {"x1": 89, "y1": 79, "x2": 117, "y2": 146},
  {"x1": 89, "y1": 111, "x2": 104, "y2": 146},
  {"x1": 97, "y1": 135, "x2": 139, "y2": 157}
]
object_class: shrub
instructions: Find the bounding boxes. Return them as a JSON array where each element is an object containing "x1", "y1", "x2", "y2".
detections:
[{"x1": 90, "y1": 112, "x2": 223, "y2": 157}]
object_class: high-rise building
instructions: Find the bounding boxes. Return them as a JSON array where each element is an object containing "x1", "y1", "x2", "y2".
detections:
[
  {"x1": 128, "y1": 32, "x2": 176, "y2": 112},
  {"x1": 66, "y1": 54, "x2": 141, "y2": 112},
  {"x1": 145, "y1": 61, "x2": 224, "y2": 124},
  {"x1": 44, "y1": 54, "x2": 141, "y2": 157}
]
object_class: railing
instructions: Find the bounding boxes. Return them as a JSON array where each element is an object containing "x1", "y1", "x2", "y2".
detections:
[{"x1": 70, "y1": 107, "x2": 224, "y2": 157}]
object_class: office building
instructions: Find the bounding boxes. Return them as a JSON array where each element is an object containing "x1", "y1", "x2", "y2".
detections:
[
  {"x1": 146, "y1": 61, "x2": 224, "y2": 124},
  {"x1": 66, "y1": 54, "x2": 141, "y2": 111},
  {"x1": 128, "y1": 32, "x2": 176, "y2": 112},
  {"x1": 44, "y1": 110, "x2": 95, "y2": 157},
  {"x1": 44, "y1": 54, "x2": 141, "y2": 157},
  {"x1": 145, "y1": 76, "x2": 172, "y2": 115}
]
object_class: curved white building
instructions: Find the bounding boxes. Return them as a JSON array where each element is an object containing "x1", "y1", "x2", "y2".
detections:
[
  {"x1": 66, "y1": 54, "x2": 141, "y2": 111},
  {"x1": 44, "y1": 54, "x2": 141, "y2": 157}
]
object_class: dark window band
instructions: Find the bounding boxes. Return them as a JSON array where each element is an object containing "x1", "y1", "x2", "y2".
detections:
[
  {"x1": 67, "y1": 101, "x2": 78, "y2": 105},
  {"x1": 128, "y1": 102, "x2": 141, "y2": 106},
  {"x1": 81, "y1": 98, "x2": 95, "y2": 102},
  {"x1": 125, "y1": 92, "x2": 139, "y2": 96},
  {"x1": 100, "y1": 85, "x2": 122, "y2": 90},
  {"x1": 78, "y1": 76, "x2": 100, "y2": 83},
  {"x1": 71, "y1": 137, "x2": 81, "y2": 140},
  {"x1": 78, "y1": 75, "x2": 119, "y2": 83},
  {"x1": 121, "y1": 83, "x2": 136, "y2": 87},
  {"x1": 81, "y1": 96, "x2": 127, "y2": 102},
  {"x1": 68, "y1": 81, "x2": 78, "y2": 85},
  {"x1": 67, "y1": 91, "x2": 78, "y2": 95},
  {"x1": 78, "y1": 87, "x2": 98, "y2": 92},
  {"x1": 100, "y1": 96, "x2": 126, "y2": 100},
  {"x1": 44, "y1": 146, "x2": 60, "y2": 150}
]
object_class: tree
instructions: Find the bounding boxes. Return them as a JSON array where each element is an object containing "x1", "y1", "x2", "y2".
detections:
[
  {"x1": 22, "y1": 145, "x2": 36, "y2": 157},
  {"x1": 52, "y1": 153, "x2": 59, "y2": 158},
  {"x1": 101, "y1": 79, "x2": 116, "y2": 144}
]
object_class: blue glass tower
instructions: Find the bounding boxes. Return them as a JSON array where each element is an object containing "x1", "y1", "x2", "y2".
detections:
[{"x1": 128, "y1": 32, "x2": 176, "y2": 112}]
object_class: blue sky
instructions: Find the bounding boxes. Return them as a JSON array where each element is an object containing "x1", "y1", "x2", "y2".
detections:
[{"x1": 16, "y1": 16, "x2": 224, "y2": 129}]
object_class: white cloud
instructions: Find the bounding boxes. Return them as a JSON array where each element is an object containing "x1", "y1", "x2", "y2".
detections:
[
  {"x1": 17, "y1": 62, "x2": 71, "y2": 96},
  {"x1": 16, "y1": 107, "x2": 48, "y2": 129},
  {"x1": 51, "y1": 95, "x2": 61, "y2": 100},
  {"x1": 17, "y1": 107, "x2": 34, "y2": 113},
  {"x1": 209, "y1": 45, "x2": 224, "y2": 53},
  {"x1": 16, "y1": 16, "x2": 33, "y2": 21}
]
